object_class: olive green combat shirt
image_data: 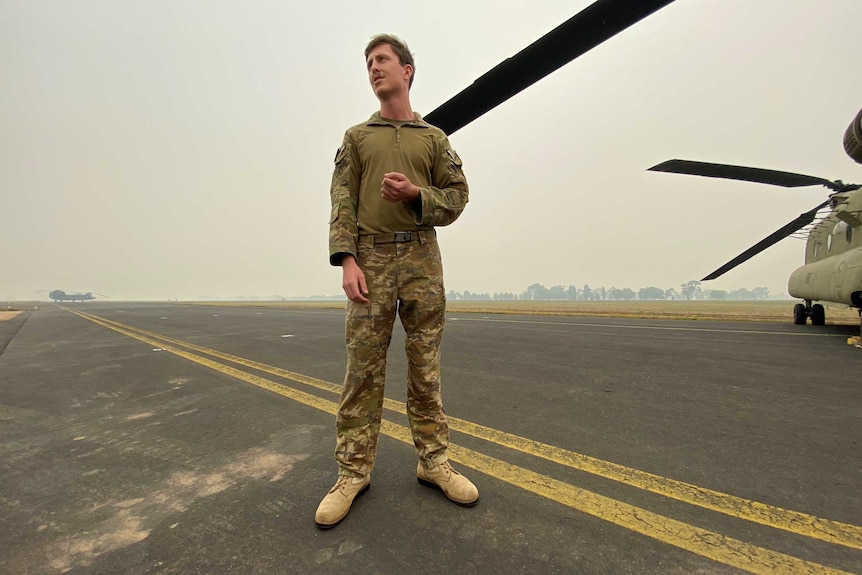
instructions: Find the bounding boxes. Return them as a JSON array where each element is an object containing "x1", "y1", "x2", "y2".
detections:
[{"x1": 329, "y1": 112, "x2": 469, "y2": 266}]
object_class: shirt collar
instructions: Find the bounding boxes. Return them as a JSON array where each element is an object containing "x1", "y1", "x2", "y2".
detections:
[{"x1": 366, "y1": 111, "x2": 428, "y2": 128}]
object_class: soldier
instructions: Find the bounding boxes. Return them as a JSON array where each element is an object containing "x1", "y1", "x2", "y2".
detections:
[{"x1": 316, "y1": 34, "x2": 478, "y2": 528}]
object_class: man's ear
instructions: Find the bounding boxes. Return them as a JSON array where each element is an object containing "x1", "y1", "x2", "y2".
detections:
[{"x1": 404, "y1": 64, "x2": 413, "y2": 83}]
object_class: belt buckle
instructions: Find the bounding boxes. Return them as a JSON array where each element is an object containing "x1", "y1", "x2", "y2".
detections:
[{"x1": 393, "y1": 231, "x2": 413, "y2": 242}]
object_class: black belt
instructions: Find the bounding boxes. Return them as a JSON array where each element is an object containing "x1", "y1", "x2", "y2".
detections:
[{"x1": 358, "y1": 230, "x2": 434, "y2": 245}]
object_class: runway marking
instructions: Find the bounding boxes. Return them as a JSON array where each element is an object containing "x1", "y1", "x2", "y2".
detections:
[
  {"x1": 67, "y1": 311, "x2": 862, "y2": 552},
  {"x1": 449, "y1": 316, "x2": 851, "y2": 337},
  {"x1": 68, "y1": 309, "x2": 860, "y2": 575}
]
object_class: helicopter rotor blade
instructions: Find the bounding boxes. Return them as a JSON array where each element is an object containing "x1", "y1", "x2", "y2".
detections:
[
  {"x1": 701, "y1": 200, "x2": 831, "y2": 281},
  {"x1": 424, "y1": 0, "x2": 676, "y2": 135},
  {"x1": 649, "y1": 159, "x2": 843, "y2": 191}
]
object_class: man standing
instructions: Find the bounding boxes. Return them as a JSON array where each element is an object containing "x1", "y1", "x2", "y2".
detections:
[{"x1": 316, "y1": 34, "x2": 478, "y2": 528}]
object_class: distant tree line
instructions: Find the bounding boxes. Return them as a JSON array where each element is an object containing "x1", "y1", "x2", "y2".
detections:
[{"x1": 448, "y1": 281, "x2": 775, "y2": 301}]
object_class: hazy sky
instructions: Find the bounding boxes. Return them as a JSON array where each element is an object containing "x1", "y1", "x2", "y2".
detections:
[{"x1": 2, "y1": 1, "x2": 861, "y2": 301}]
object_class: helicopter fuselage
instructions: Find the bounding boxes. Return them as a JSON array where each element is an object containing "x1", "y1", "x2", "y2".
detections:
[
  {"x1": 789, "y1": 189, "x2": 862, "y2": 308},
  {"x1": 48, "y1": 290, "x2": 96, "y2": 303}
]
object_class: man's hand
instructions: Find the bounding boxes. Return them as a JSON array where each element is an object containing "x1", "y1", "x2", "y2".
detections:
[
  {"x1": 381, "y1": 172, "x2": 420, "y2": 202},
  {"x1": 341, "y1": 255, "x2": 369, "y2": 304}
]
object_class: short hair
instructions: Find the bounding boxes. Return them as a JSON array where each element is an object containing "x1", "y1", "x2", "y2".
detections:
[{"x1": 365, "y1": 34, "x2": 415, "y2": 88}]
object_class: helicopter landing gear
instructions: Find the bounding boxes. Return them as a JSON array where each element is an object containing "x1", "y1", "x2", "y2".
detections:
[
  {"x1": 810, "y1": 303, "x2": 826, "y2": 326},
  {"x1": 793, "y1": 303, "x2": 807, "y2": 325},
  {"x1": 794, "y1": 300, "x2": 825, "y2": 325}
]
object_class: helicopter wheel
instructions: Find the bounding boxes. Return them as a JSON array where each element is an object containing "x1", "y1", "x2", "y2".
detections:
[
  {"x1": 793, "y1": 303, "x2": 807, "y2": 325},
  {"x1": 810, "y1": 303, "x2": 826, "y2": 326}
]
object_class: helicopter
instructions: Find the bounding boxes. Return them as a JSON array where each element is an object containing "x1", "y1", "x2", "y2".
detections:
[
  {"x1": 648, "y1": 107, "x2": 862, "y2": 327},
  {"x1": 47, "y1": 290, "x2": 104, "y2": 303},
  {"x1": 405, "y1": 0, "x2": 862, "y2": 335}
]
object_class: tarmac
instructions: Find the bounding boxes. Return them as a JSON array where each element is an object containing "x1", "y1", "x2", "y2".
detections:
[{"x1": 1, "y1": 302, "x2": 860, "y2": 575}]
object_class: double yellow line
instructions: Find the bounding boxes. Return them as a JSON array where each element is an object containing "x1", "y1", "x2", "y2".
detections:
[{"x1": 68, "y1": 308, "x2": 861, "y2": 575}]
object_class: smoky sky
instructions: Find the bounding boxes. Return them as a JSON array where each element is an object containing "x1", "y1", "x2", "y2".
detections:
[{"x1": 2, "y1": 0, "x2": 860, "y2": 301}]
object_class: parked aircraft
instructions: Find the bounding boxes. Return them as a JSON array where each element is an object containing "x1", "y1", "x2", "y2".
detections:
[
  {"x1": 48, "y1": 290, "x2": 103, "y2": 303},
  {"x1": 649, "y1": 107, "x2": 862, "y2": 326}
]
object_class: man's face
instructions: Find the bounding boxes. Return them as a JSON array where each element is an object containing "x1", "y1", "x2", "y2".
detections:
[{"x1": 366, "y1": 43, "x2": 411, "y2": 98}]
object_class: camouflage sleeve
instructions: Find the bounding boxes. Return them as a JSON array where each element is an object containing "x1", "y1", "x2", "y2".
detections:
[
  {"x1": 411, "y1": 131, "x2": 469, "y2": 227},
  {"x1": 328, "y1": 132, "x2": 361, "y2": 266}
]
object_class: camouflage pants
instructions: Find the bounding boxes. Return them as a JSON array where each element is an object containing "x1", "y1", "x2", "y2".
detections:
[{"x1": 335, "y1": 232, "x2": 449, "y2": 477}]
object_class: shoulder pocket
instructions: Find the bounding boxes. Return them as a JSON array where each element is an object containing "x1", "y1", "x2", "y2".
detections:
[
  {"x1": 334, "y1": 146, "x2": 348, "y2": 167},
  {"x1": 446, "y1": 148, "x2": 462, "y2": 167}
]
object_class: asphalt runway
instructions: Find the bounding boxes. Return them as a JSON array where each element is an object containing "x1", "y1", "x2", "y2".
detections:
[{"x1": 1, "y1": 302, "x2": 860, "y2": 575}]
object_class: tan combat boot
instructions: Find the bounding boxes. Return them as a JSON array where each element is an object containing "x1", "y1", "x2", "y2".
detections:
[
  {"x1": 314, "y1": 474, "x2": 370, "y2": 528},
  {"x1": 417, "y1": 461, "x2": 478, "y2": 506}
]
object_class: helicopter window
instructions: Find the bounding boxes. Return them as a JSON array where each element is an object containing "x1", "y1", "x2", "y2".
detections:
[
  {"x1": 847, "y1": 224, "x2": 853, "y2": 244},
  {"x1": 813, "y1": 242, "x2": 820, "y2": 258},
  {"x1": 827, "y1": 231, "x2": 834, "y2": 252},
  {"x1": 834, "y1": 221, "x2": 849, "y2": 246}
]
